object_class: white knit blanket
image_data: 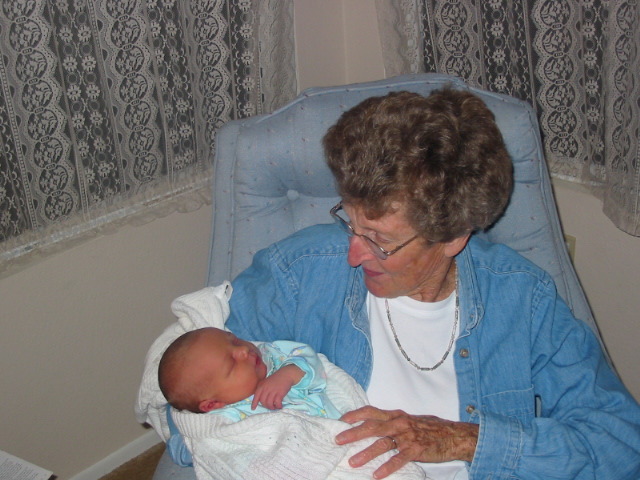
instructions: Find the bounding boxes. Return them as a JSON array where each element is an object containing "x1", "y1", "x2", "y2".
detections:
[{"x1": 135, "y1": 284, "x2": 425, "y2": 480}]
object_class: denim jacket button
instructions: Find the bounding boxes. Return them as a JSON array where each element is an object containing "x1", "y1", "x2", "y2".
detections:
[
  {"x1": 466, "y1": 404, "x2": 476, "y2": 414},
  {"x1": 459, "y1": 348, "x2": 469, "y2": 358}
]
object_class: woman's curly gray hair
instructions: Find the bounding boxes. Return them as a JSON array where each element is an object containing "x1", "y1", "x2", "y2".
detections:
[{"x1": 323, "y1": 88, "x2": 513, "y2": 243}]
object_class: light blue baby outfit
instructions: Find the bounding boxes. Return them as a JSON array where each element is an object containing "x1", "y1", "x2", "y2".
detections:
[{"x1": 210, "y1": 340, "x2": 342, "y2": 422}]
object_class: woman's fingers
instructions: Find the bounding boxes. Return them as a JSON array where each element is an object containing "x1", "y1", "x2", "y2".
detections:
[
  {"x1": 345, "y1": 435, "x2": 413, "y2": 479},
  {"x1": 336, "y1": 407, "x2": 479, "y2": 474},
  {"x1": 335, "y1": 407, "x2": 414, "y2": 478},
  {"x1": 337, "y1": 406, "x2": 403, "y2": 445},
  {"x1": 340, "y1": 405, "x2": 393, "y2": 424},
  {"x1": 372, "y1": 451, "x2": 412, "y2": 479},
  {"x1": 346, "y1": 436, "x2": 395, "y2": 467}
]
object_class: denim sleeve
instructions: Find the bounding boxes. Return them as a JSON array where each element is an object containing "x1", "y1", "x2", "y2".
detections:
[
  {"x1": 226, "y1": 246, "x2": 299, "y2": 343},
  {"x1": 165, "y1": 407, "x2": 193, "y2": 467},
  {"x1": 469, "y1": 279, "x2": 640, "y2": 479}
]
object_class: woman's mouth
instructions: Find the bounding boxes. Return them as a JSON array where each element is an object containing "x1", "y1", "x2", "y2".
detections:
[{"x1": 363, "y1": 267, "x2": 383, "y2": 277}]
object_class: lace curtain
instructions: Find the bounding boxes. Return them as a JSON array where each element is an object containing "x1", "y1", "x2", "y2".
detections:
[
  {"x1": 376, "y1": 0, "x2": 640, "y2": 236},
  {"x1": 0, "y1": 0, "x2": 296, "y2": 275}
]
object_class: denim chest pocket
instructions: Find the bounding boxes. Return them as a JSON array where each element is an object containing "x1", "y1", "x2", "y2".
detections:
[{"x1": 481, "y1": 386, "x2": 536, "y2": 422}]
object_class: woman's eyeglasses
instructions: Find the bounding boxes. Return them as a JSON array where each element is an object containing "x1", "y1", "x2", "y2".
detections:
[{"x1": 330, "y1": 202, "x2": 418, "y2": 260}]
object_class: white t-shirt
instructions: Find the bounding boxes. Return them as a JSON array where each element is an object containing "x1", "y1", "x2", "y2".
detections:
[{"x1": 366, "y1": 292, "x2": 469, "y2": 480}]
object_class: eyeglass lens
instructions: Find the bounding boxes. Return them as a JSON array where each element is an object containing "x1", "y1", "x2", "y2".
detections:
[{"x1": 332, "y1": 210, "x2": 389, "y2": 259}]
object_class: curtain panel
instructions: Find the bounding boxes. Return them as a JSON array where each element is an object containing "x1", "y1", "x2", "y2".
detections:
[
  {"x1": 376, "y1": 0, "x2": 640, "y2": 236},
  {"x1": 0, "y1": 0, "x2": 296, "y2": 275}
]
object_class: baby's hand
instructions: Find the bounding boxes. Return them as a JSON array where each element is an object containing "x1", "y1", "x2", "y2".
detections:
[{"x1": 251, "y1": 364, "x2": 304, "y2": 410}]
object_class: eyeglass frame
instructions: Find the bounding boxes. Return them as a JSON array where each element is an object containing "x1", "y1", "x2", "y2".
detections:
[{"x1": 330, "y1": 201, "x2": 419, "y2": 260}]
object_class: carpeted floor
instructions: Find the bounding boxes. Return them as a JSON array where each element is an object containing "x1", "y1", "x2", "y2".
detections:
[{"x1": 98, "y1": 443, "x2": 165, "y2": 480}]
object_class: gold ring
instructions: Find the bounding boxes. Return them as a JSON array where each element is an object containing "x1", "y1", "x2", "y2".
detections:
[{"x1": 386, "y1": 436, "x2": 398, "y2": 450}]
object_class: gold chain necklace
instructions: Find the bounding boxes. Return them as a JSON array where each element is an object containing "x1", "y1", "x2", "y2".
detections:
[{"x1": 384, "y1": 277, "x2": 459, "y2": 372}]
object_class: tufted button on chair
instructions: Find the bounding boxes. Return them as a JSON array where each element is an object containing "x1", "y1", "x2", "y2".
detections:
[{"x1": 152, "y1": 73, "x2": 608, "y2": 479}]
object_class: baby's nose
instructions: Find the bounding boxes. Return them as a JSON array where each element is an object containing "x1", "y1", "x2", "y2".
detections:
[{"x1": 233, "y1": 345, "x2": 250, "y2": 359}]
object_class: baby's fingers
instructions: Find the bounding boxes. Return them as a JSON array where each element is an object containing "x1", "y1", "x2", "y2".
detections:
[
  {"x1": 272, "y1": 394, "x2": 284, "y2": 409},
  {"x1": 261, "y1": 390, "x2": 284, "y2": 409},
  {"x1": 251, "y1": 385, "x2": 268, "y2": 409}
]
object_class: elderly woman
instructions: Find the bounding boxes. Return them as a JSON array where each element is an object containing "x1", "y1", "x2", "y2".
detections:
[{"x1": 222, "y1": 89, "x2": 640, "y2": 479}]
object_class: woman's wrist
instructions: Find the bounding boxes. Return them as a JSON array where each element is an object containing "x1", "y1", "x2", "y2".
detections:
[{"x1": 452, "y1": 422, "x2": 479, "y2": 463}]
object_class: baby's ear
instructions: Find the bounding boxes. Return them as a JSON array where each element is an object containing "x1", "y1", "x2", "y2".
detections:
[{"x1": 199, "y1": 398, "x2": 226, "y2": 413}]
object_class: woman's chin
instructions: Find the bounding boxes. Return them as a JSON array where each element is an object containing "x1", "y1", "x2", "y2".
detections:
[{"x1": 364, "y1": 277, "x2": 393, "y2": 299}]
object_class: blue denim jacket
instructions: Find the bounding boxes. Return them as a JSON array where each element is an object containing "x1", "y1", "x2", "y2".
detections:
[{"x1": 222, "y1": 223, "x2": 640, "y2": 479}]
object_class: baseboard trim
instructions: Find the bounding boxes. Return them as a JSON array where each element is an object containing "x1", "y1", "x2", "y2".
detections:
[{"x1": 69, "y1": 430, "x2": 161, "y2": 480}]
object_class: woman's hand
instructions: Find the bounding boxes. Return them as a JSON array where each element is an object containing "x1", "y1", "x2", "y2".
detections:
[{"x1": 335, "y1": 406, "x2": 478, "y2": 479}]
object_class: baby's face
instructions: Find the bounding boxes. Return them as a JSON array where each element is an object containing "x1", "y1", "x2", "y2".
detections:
[{"x1": 190, "y1": 329, "x2": 267, "y2": 409}]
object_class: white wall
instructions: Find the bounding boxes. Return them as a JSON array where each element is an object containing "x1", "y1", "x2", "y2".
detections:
[
  {"x1": 293, "y1": 0, "x2": 384, "y2": 90},
  {"x1": 553, "y1": 180, "x2": 640, "y2": 398},
  {"x1": 0, "y1": 206, "x2": 213, "y2": 478},
  {"x1": 1, "y1": 1, "x2": 638, "y2": 478}
]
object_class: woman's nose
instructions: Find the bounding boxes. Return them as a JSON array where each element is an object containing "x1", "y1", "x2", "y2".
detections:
[{"x1": 347, "y1": 235, "x2": 376, "y2": 267}]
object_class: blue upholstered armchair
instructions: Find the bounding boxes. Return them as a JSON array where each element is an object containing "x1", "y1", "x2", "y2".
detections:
[{"x1": 152, "y1": 73, "x2": 606, "y2": 479}]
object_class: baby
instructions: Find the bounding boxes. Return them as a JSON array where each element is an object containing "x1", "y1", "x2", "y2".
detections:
[{"x1": 158, "y1": 327, "x2": 340, "y2": 420}]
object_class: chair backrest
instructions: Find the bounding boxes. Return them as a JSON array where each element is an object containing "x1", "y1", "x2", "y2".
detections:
[{"x1": 206, "y1": 73, "x2": 602, "y2": 350}]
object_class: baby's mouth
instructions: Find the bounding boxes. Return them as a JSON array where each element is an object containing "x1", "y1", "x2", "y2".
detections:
[{"x1": 252, "y1": 351, "x2": 263, "y2": 367}]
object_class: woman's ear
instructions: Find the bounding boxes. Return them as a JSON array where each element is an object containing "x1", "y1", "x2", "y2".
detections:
[
  {"x1": 199, "y1": 398, "x2": 226, "y2": 413},
  {"x1": 444, "y1": 233, "x2": 471, "y2": 258}
]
